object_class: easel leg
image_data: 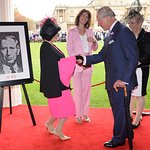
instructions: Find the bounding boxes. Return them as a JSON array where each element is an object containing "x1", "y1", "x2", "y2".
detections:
[
  {"x1": 8, "y1": 86, "x2": 12, "y2": 114},
  {"x1": 0, "y1": 87, "x2": 4, "y2": 132},
  {"x1": 22, "y1": 84, "x2": 36, "y2": 126}
]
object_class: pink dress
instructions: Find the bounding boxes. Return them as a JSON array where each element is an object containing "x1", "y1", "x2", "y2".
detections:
[{"x1": 48, "y1": 56, "x2": 76, "y2": 118}]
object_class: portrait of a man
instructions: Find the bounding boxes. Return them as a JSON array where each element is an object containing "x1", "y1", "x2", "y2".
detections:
[{"x1": 0, "y1": 32, "x2": 23, "y2": 74}]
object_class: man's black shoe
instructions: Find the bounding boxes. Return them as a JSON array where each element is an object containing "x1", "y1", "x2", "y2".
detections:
[{"x1": 104, "y1": 140, "x2": 125, "y2": 148}]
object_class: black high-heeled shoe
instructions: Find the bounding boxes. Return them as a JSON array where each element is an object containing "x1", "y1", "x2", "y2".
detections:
[{"x1": 132, "y1": 121, "x2": 140, "y2": 129}]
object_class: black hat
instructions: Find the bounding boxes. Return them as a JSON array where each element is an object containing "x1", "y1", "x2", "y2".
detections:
[{"x1": 40, "y1": 18, "x2": 61, "y2": 41}]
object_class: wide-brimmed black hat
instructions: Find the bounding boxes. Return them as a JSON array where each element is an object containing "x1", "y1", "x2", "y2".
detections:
[{"x1": 40, "y1": 18, "x2": 61, "y2": 41}]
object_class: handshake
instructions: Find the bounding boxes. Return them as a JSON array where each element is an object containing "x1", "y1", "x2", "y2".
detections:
[
  {"x1": 75, "y1": 55, "x2": 91, "y2": 68},
  {"x1": 75, "y1": 55, "x2": 84, "y2": 66}
]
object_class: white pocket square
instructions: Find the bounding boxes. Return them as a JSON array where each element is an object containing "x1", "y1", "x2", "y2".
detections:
[{"x1": 109, "y1": 40, "x2": 114, "y2": 44}]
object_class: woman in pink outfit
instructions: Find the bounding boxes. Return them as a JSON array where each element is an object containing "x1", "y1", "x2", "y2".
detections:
[
  {"x1": 40, "y1": 17, "x2": 80, "y2": 140},
  {"x1": 67, "y1": 9, "x2": 98, "y2": 124}
]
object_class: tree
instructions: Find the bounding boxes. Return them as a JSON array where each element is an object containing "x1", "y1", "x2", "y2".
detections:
[{"x1": 14, "y1": 8, "x2": 36, "y2": 32}]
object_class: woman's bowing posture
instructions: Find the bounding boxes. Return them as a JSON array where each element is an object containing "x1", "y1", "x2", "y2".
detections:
[{"x1": 40, "y1": 17, "x2": 79, "y2": 141}]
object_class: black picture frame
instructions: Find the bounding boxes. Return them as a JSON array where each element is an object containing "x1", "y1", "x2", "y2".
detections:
[{"x1": 0, "y1": 22, "x2": 34, "y2": 87}]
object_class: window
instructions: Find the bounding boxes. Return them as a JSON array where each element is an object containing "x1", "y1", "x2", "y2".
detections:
[{"x1": 59, "y1": 16, "x2": 63, "y2": 23}]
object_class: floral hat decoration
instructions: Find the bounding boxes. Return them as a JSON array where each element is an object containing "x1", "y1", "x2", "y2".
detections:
[{"x1": 40, "y1": 17, "x2": 61, "y2": 41}]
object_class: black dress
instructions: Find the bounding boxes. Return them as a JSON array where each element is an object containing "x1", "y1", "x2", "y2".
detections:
[{"x1": 132, "y1": 29, "x2": 150, "y2": 96}]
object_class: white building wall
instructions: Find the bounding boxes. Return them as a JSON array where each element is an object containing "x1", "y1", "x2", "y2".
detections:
[
  {"x1": 0, "y1": 0, "x2": 14, "y2": 21},
  {"x1": 0, "y1": 0, "x2": 22, "y2": 107}
]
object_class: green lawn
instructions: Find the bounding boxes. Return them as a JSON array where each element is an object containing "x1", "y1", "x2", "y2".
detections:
[{"x1": 22, "y1": 42, "x2": 150, "y2": 109}]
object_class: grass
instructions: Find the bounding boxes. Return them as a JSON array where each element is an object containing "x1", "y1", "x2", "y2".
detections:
[{"x1": 22, "y1": 42, "x2": 150, "y2": 109}]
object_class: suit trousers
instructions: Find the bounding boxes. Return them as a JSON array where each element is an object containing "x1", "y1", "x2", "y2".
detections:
[
  {"x1": 72, "y1": 67, "x2": 92, "y2": 118},
  {"x1": 107, "y1": 89, "x2": 131, "y2": 144}
]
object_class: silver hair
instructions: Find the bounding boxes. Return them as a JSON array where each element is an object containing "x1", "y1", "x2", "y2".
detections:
[{"x1": 97, "y1": 6, "x2": 115, "y2": 18}]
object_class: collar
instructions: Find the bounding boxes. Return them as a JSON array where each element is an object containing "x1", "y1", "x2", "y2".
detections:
[
  {"x1": 2, "y1": 63, "x2": 18, "y2": 73},
  {"x1": 109, "y1": 20, "x2": 118, "y2": 32}
]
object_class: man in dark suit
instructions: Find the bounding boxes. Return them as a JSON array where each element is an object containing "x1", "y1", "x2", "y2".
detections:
[
  {"x1": 77, "y1": 6, "x2": 139, "y2": 148},
  {"x1": 0, "y1": 32, "x2": 23, "y2": 74}
]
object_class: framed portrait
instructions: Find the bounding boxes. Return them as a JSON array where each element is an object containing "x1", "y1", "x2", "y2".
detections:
[{"x1": 0, "y1": 22, "x2": 34, "y2": 87}]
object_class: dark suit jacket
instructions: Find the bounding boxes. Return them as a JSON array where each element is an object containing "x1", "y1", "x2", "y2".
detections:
[
  {"x1": 86, "y1": 21, "x2": 139, "y2": 91},
  {"x1": 40, "y1": 41, "x2": 69, "y2": 98}
]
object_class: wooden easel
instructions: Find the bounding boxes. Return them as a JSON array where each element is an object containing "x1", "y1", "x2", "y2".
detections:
[{"x1": 0, "y1": 83, "x2": 36, "y2": 132}]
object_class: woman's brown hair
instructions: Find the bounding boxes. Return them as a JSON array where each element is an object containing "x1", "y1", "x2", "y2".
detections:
[{"x1": 75, "y1": 9, "x2": 91, "y2": 29}]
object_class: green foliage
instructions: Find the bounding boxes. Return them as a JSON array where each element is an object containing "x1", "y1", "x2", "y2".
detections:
[{"x1": 22, "y1": 42, "x2": 150, "y2": 109}]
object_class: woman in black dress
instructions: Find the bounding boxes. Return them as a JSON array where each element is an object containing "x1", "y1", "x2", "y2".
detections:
[{"x1": 127, "y1": 10, "x2": 150, "y2": 128}]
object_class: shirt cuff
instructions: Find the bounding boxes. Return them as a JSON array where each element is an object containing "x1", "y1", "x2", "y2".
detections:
[
  {"x1": 83, "y1": 56, "x2": 86, "y2": 65},
  {"x1": 123, "y1": 81, "x2": 129, "y2": 85}
]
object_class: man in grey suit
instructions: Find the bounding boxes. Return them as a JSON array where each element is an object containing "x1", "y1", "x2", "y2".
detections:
[{"x1": 77, "y1": 6, "x2": 139, "y2": 148}]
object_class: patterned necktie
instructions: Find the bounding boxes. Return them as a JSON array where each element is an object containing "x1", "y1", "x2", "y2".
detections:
[
  {"x1": 10, "y1": 67, "x2": 16, "y2": 73},
  {"x1": 104, "y1": 30, "x2": 111, "y2": 44}
]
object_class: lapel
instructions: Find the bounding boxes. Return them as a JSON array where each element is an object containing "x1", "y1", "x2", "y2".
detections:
[
  {"x1": 48, "y1": 42, "x2": 65, "y2": 58},
  {"x1": 74, "y1": 27, "x2": 92, "y2": 54},
  {"x1": 74, "y1": 27, "x2": 84, "y2": 53},
  {"x1": 103, "y1": 21, "x2": 121, "y2": 57},
  {"x1": 85, "y1": 29, "x2": 92, "y2": 52},
  {"x1": 104, "y1": 21, "x2": 120, "y2": 44},
  {"x1": 104, "y1": 32, "x2": 112, "y2": 45}
]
